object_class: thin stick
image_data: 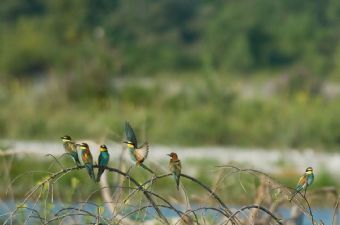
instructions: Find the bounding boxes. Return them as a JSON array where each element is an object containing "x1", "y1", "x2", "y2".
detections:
[
  {"x1": 123, "y1": 172, "x2": 238, "y2": 224},
  {"x1": 224, "y1": 204, "x2": 283, "y2": 225},
  {"x1": 332, "y1": 198, "x2": 339, "y2": 225},
  {"x1": 103, "y1": 166, "x2": 169, "y2": 225},
  {"x1": 45, "y1": 154, "x2": 66, "y2": 170}
]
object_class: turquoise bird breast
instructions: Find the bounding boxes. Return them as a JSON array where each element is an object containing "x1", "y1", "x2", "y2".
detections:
[
  {"x1": 307, "y1": 173, "x2": 314, "y2": 186},
  {"x1": 99, "y1": 151, "x2": 110, "y2": 165}
]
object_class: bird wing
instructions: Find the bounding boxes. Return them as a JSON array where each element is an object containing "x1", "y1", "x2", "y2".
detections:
[
  {"x1": 169, "y1": 159, "x2": 181, "y2": 190},
  {"x1": 82, "y1": 151, "x2": 88, "y2": 164},
  {"x1": 64, "y1": 141, "x2": 77, "y2": 153},
  {"x1": 70, "y1": 141, "x2": 77, "y2": 152},
  {"x1": 125, "y1": 122, "x2": 138, "y2": 147},
  {"x1": 171, "y1": 159, "x2": 181, "y2": 175},
  {"x1": 82, "y1": 149, "x2": 93, "y2": 164},
  {"x1": 175, "y1": 160, "x2": 182, "y2": 173},
  {"x1": 98, "y1": 154, "x2": 103, "y2": 166},
  {"x1": 296, "y1": 174, "x2": 307, "y2": 190},
  {"x1": 134, "y1": 142, "x2": 149, "y2": 163},
  {"x1": 87, "y1": 150, "x2": 93, "y2": 163}
]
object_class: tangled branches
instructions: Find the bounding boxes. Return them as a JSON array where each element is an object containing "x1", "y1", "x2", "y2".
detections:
[{"x1": 1, "y1": 159, "x2": 338, "y2": 225}]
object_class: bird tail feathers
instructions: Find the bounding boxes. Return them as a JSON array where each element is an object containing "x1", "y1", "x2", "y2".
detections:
[
  {"x1": 96, "y1": 167, "x2": 105, "y2": 182},
  {"x1": 85, "y1": 164, "x2": 95, "y2": 181},
  {"x1": 140, "y1": 164, "x2": 154, "y2": 174}
]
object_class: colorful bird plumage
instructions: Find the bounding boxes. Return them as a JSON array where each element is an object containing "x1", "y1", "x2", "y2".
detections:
[
  {"x1": 96, "y1": 144, "x2": 110, "y2": 182},
  {"x1": 79, "y1": 142, "x2": 95, "y2": 181},
  {"x1": 290, "y1": 167, "x2": 314, "y2": 201},
  {"x1": 124, "y1": 122, "x2": 154, "y2": 174},
  {"x1": 168, "y1": 152, "x2": 181, "y2": 190},
  {"x1": 61, "y1": 135, "x2": 81, "y2": 166}
]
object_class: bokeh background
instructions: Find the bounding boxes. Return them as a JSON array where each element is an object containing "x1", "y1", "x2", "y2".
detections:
[
  {"x1": 1, "y1": 0, "x2": 340, "y2": 148},
  {"x1": 1, "y1": 0, "x2": 340, "y2": 224}
]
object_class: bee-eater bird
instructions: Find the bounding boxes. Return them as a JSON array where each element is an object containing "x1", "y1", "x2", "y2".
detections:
[
  {"x1": 79, "y1": 142, "x2": 95, "y2": 181},
  {"x1": 290, "y1": 167, "x2": 314, "y2": 201},
  {"x1": 124, "y1": 122, "x2": 154, "y2": 174},
  {"x1": 168, "y1": 152, "x2": 181, "y2": 190},
  {"x1": 96, "y1": 144, "x2": 110, "y2": 182},
  {"x1": 60, "y1": 135, "x2": 81, "y2": 166}
]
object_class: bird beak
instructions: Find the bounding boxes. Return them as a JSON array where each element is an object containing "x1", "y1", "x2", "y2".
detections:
[
  {"x1": 60, "y1": 137, "x2": 64, "y2": 139},
  {"x1": 75, "y1": 144, "x2": 81, "y2": 147},
  {"x1": 123, "y1": 141, "x2": 128, "y2": 144},
  {"x1": 167, "y1": 154, "x2": 171, "y2": 156}
]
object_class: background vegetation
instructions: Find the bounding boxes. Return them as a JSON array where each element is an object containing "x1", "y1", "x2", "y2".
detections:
[
  {"x1": 1, "y1": 0, "x2": 340, "y2": 150},
  {"x1": 1, "y1": 2, "x2": 339, "y2": 224},
  {"x1": 1, "y1": 154, "x2": 338, "y2": 224}
]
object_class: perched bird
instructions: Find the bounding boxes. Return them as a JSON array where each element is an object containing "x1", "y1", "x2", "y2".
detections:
[
  {"x1": 60, "y1": 135, "x2": 81, "y2": 166},
  {"x1": 168, "y1": 152, "x2": 182, "y2": 190},
  {"x1": 96, "y1": 144, "x2": 110, "y2": 182},
  {"x1": 79, "y1": 143, "x2": 95, "y2": 181},
  {"x1": 290, "y1": 167, "x2": 314, "y2": 201},
  {"x1": 124, "y1": 122, "x2": 154, "y2": 174}
]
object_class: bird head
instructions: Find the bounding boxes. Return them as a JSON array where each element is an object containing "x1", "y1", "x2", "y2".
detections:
[
  {"x1": 305, "y1": 167, "x2": 313, "y2": 174},
  {"x1": 167, "y1": 152, "x2": 178, "y2": 159},
  {"x1": 61, "y1": 135, "x2": 72, "y2": 142},
  {"x1": 123, "y1": 141, "x2": 135, "y2": 148},
  {"x1": 100, "y1": 144, "x2": 108, "y2": 152},
  {"x1": 79, "y1": 143, "x2": 89, "y2": 150}
]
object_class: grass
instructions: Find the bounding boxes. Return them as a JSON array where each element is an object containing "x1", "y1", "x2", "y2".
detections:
[
  {"x1": 1, "y1": 74, "x2": 340, "y2": 151},
  {"x1": 1, "y1": 156, "x2": 339, "y2": 204}
]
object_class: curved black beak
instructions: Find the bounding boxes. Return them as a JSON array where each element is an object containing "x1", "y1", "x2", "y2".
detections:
[
  {"x1": 123, "y1": 141, "x2": 128, "y2": 144},
  {"x1": 167, "y1": 154, "x2": 171, "y2": 156}
]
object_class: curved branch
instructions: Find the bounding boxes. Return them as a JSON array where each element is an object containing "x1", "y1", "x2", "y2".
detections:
[
  {"x1": 102, "y1": 166, "x2": 169, "y2": 225},
  {"x1": 224, "y1": 204, "x2": 283, "y2": 225},
  {"x1": 118, "y1": 204, "x2": 183, "y2": 223},
  {"x1": 217, "y1": 164, "x2": 319, "y2": 224},
  {"x1": 8, "y1": 165, "x2": 169, "y2": 225},
  {"x1": 55, "y1": 207, "x2": 97, "y2": 217},
  {"x1": 45, "y1": 154, "x2": 65, "y2": 170},
  {"x1": 122, "y1": 172, "x2": 238, "y2": 224},
  {"x1": 45, "y1": 213, "x2": 95, "y2": 224},
  {"x1": 332, "y1": 198, "x2": 339, "y2": 225}
]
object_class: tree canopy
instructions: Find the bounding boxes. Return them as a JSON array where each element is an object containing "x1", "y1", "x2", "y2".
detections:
[{"x1": 1, "y1": 0, "x2": 340, "y2": 77}]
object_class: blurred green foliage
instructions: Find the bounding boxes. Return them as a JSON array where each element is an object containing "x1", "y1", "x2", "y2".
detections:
[
  {"x1": 2, "y1": 157, "x2": 338, "y2": 204},
  {"x1": 1, "y1": 0, "x2": 340, "y2": 149},
  {"x1": 1, "y1": 0, "x2": 340, "y2": 76}
]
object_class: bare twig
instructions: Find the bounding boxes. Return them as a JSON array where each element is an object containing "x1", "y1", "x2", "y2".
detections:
[
  {"x1": 332, "y1": 198, "x2": 339, "y2": 225},
  {"x1": 224, "y1": 204, "x2": 283, "y2": 225},
  {"x1": 217, "y1": 164, "x2": 320, "y2": 225},
  {"x1": 45, "y1": 154, "x2": 66, "y2": 170}
]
